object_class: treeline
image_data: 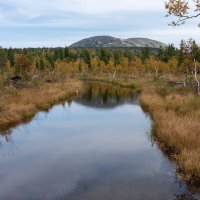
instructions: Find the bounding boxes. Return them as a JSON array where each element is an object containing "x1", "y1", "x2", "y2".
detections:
[{"x1": 0, "y1": 39, "x2": 200, "y2": 84}]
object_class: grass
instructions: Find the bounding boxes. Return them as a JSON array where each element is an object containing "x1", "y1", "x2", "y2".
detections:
[
  {"x1": 2, "y1": 72, "x2": 200, "y2": 182},
  {"x1": 86, "y1": 75, "x2": 200, "y2": 181},
  {"x1": 138, "y1": 77, "x2": 200, "y2": 181},
  {"x1": 0, "y1": 78, "x2": 84, "y2": 130}
]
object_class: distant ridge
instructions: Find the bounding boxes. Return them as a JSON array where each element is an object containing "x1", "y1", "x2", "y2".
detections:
[{"x1": 70, "y1": 36, "x2": 166, "y2": 48}]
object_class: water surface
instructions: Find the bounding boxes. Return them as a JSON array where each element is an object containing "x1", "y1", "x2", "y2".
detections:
[{"x1": 0, "y1": 82, "x2": 199, "y2": 200}]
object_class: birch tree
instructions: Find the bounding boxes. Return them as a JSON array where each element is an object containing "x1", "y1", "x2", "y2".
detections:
[{"x1": 165, "y1": 0, "x2": 200, "y2": 26}]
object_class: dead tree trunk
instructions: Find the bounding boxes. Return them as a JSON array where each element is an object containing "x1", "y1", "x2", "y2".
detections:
[
  {"x1": 183, "y1": 75, "x2": 186, "y2": 87},
  {"x1": 194, "y1": 59, "x2": 200, "y2": 96},
  {"x1": 112, "y1": 70, "x2": 116, "y2": 78},
  {"x1": 155, "y1": 69, "x2": 158, "y2": 77}
]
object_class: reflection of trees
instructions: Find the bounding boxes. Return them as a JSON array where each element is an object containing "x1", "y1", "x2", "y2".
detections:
[
  {"x1": 102, "y1": 89, "x2": 108, "y2": 105},
  {"x1": 115, "y1": 90, "x2": 120, "y2": 103},
  {"x1": 175, "y1": 192, "x2": 198, "y2": 200},
  {"x1": 76, "y1": 82, "x2": 138, "y2": 109},
  {"x1": 174, "y1": 180, "x2": 200, "y2": 200},
  {"x1": 0, "y1": 129, "x2": 18, "y2": 157},
  {"x1": 67, "y1": 99, "x2": 72, "y2": 107},
  {"x1": 85, "y1": 86, "x2": 93, "y2": 102},
  {"x1": 0, "y1": 129, "x2": 12, "y2": 136}
]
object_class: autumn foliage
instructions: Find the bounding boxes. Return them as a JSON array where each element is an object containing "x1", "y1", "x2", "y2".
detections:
[
  {"x1": 165, "y1": 0, "x2": 200, "y2": 26},
  {"x1": 0, "y1": 40, "x2": 200, "y2": 85}
]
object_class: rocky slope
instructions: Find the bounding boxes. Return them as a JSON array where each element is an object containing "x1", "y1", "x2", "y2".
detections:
[{"x1": 70, "y1": 36, "x2": 166, "y2": 48}]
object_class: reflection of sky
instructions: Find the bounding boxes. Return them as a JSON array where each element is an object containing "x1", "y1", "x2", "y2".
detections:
[{"x1": 0, "y1": 101, "x2": 193, "y2": 200}]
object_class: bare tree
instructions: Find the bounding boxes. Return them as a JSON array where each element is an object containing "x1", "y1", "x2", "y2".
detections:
[
  {"x1": 165, "y1": 0, "x2": 200, "y2": 26},
  {"x1": 194, "y1": 58, "x2": 200, "y2": 95}
]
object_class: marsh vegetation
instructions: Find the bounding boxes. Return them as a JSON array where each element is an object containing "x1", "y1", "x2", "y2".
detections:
[
  {"x1": 0, "y1": 82, "x2": 200, "y2": 200},
  {"x1": 1, "y1": 40, "x2": 200, "y2": 196}
]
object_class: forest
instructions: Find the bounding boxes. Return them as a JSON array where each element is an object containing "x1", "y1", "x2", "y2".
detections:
[{"x1": 0, "y1": 39, "x2": 200, "y2": 88}]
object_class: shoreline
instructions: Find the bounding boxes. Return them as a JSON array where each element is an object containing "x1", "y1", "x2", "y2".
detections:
[
  {"x1": 1, "y1": 75, "x2": 200, "y2": 183},
  {"x1": 83, "y1": 76, "x2": 200, "y2": 182},
  {"x1": 0, "y1": 78, "x2": 84, "y2": 132}
]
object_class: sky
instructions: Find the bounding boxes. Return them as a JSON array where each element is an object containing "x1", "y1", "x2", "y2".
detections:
[{"x1": 0, "y1": 0, "x2": 199, "y2": 48}]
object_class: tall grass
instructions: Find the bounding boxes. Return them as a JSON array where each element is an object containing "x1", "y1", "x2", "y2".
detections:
[
  {"x1": 139, "y1": 78, "x2": 200, "y2": 181},
  {"x1": 0, "y1": 79, "x2": 83, "y2": 129},
  {"x1": 2, "y1": 73, "x2": 200, "y2": 181}
]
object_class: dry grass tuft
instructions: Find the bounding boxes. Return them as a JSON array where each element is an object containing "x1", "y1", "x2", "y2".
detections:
[
  {"x1": 0, "y1": 79, "x2": 83, "y2": 129},
  {"x1": 139, "y1": 78, "x2": 200, "y2": 180}
]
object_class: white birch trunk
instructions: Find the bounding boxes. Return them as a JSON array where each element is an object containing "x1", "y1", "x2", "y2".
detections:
[
  {"x1": 112, "y1": 70, "x2": 116, "y2": 78},
  {"x1": 194, "y1": 59, "x2": 200, "y2": 96}
]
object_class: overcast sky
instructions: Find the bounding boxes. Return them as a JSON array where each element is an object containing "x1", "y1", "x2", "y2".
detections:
[{"x1": 0, "y1": 0, "x2": 199, "y2": 48}]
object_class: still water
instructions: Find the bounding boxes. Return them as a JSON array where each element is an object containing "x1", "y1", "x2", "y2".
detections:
[{"x1": 0, "y1": 82, "x2": 199, "y2": 200}]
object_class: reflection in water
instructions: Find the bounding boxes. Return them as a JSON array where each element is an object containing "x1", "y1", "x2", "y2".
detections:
[
  {"x1": 0, "y1": 133, "x2": 18, "y2": 158},
  {"x1": 0, "y1": 82, "x2": 199, "y2": 200},
  {"x1": 75, "y1": 82, "x2": 138, "y2": 109}
]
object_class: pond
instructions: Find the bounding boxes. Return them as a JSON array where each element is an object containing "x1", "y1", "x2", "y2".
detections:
[{"x1": 0, "y1": 82, "x2": 199, "y2": 200}]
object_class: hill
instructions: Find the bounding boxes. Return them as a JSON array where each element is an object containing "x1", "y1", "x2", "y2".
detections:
[{"x1": 70, "y1": 36, "x2": 166, "y2": 48}]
